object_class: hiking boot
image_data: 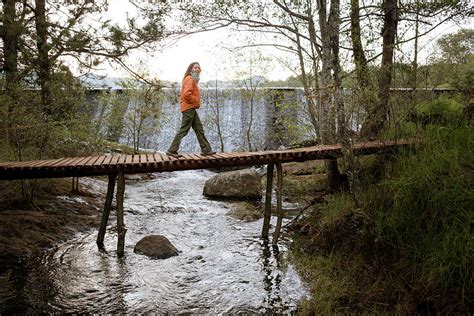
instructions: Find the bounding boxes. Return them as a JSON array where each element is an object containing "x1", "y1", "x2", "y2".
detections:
[
  {"x1": 166, "y1": 151, "x2": 182, "y2": 158},
  {"x1": 201, "y1": 151, "x2": 216, "y2": 156}
]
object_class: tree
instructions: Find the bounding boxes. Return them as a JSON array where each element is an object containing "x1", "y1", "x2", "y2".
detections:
[
  {"x1": 232, "y1": 50, "x2": 272, "y2": 151},
  {"x1": 118, "y1": 78, "x2": 164, "y2": 153},
  {"x1": 359, "y1": 0, "x2": 399, "y2": 137},
  {"x1": 202, "y1": 78, "x2": 228, "y2": 152},
  {"x1": 0, "y1": 0, "x2": 170, "y2": 160},
  {"x1": 437, "y1": 29, "x2": 474, "y2": 64},
  {"x1": 431, "y1": 29, "x2": 474, "y2": 93},
  {"x1": 174, "y1": 0, "x2": 351, "y2": 190}
]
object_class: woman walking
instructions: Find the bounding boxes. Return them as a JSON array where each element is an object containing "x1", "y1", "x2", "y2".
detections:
[{"x1": 166, "y1": 62, "x2": 215, "y2": 157}]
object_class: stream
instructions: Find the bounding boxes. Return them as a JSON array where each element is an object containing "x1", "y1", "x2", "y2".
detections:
[{"x1": 0, "y1": 169, "x2": 309, "y2": 314}]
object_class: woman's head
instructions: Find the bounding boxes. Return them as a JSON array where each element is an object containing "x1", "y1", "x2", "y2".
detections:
[{"x1": 183, "y1": 62, "x2": 201, "y2": 81}]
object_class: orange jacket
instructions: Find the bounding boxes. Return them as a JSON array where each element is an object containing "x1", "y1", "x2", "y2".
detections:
[{"x1": 180, "y1": 75, "x2": 200, "y2": 112}]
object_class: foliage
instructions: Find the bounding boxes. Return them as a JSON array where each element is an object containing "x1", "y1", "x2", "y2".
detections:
[
  {"x1": 94, "y1": 79, "x2": 165, "y2": 153},
  {"x1": 415, "y1": 95, "x2": 464, "y2": 125},
  {"x1": 0, "y1": 0, "x2": 169, "y2": 164},
  {"x1": 0, "y1": 68, "x2": 98, "y2": 161},
  {"x1": 292, "y1": 124, "x2": 474, "y2": 313},
  {"x1": 436, "y1": 28, "x2": 474, "y2": 65}
]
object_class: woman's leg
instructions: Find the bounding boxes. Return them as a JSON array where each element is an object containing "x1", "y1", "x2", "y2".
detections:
[
  {"x1": 167, "y1": 109, "x2": 195, "y2": 153},
  {"x1": 191, "y1": 110, "x2": 213, "y2": 153}
]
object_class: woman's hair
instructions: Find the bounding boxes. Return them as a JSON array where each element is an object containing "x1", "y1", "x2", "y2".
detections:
[{"x1": 183, "y1": 62, "x2": 200, "y2": 81}]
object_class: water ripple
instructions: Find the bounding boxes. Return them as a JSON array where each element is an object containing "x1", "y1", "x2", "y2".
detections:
[{"x1": 0, "y1": 170, "x2": 309, "y2": 314}]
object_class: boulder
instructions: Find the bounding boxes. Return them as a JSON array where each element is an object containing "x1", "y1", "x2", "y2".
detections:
[
  {"x1": 134, "y1": 235, "x2": 179, "y2": 259},
  {"x1": 283, "y1": 160, "x2": 325, "y2": 175},
  {"x1": 203, "y1": 168, "x2": 262, "y2": 200}
]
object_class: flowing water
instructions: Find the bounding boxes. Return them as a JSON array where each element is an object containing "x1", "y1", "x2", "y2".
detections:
[{"x1": 0, "y1": 170, "x2": 309, "y2": 314}]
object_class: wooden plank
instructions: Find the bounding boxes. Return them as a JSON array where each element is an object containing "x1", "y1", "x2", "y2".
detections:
[
  {"x1": 101, "y1": 155, "x2": 114, "y2": 167},
  {"x1": 189, "y1": 154, "x2": 203, "y2": 160},
  {"x1": 110, "y1": 155, "x2": 121, "y2": 166},
  {"x1": 42, "y1": 158, "x2": 71, "y2": 171},
  {"x1": 199, "y1": 152, "x2": 218, "y2": 161},
  {"x1": 17, "y1": 160, "x2": 48, "y2": 169},
  {"x1": 132, "y1": 155, "x2": 140, "y2": 165},
  {"x1": 224, "y1": 152, "x2": 242, "y2": 158},
  {"x1": 118, "y1": 155, "x2": 128, "y2": 164},
  {"x1": 53, "y1": 157, "x2": 79, "y2": 168},
  {"x1": 17, "y1": 160, "x2": 44, "y2": 170},
  {"x1": 220, "y1": 152, "x2": 238, "y2": 158},
  {"x1": 85, "y1": 156, "x2": 101, "y2": 166},
  {"x1": 11, "y1": 159, "x2": 49, "y2": 169},
  {"x1": 56, "y1": 157, "x2": 82, "y2": 169},
  {"x1": 181, "y1": 154, "x2": 194, "y2": 161},
  {"x1": 153, "y1": 153, "x2": 163, "y2": 163},
  {"x1": 7, "y1": 160, "x2": 37, "y2": 168},
  {"x1": 92, "y1": 155, "x2": 107, "y2": 166},
  {"x1": 70, "y1": 156, "x2": 91, "y2": 167},
  {"x1": 139, "y1": 154, "x2": 148, "y2": 164},
  {"x1": 213, "y1": 153, "x2": 228, "y2": 159},
  {"x1": 146, "y1": 154, "x2": 154, "y2": 163},
  {"x1": 125, "y1": 155, "x2": 133, "y2": 165},
  {"x1": 77, "y1": 156, "x2": 96, "y2": 167},
  {"x1": 161, "y1": 153, "x2": 171, "y2": 163}
]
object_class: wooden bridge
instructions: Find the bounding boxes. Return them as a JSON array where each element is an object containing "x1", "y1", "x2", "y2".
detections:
[{"x1": 0, "y1": 139, "x2": 413, "y2": 256}]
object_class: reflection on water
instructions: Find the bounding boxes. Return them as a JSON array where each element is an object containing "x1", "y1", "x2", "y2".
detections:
[{"x1": 0, "y1": 170, "x2": 309, "y2": 314}]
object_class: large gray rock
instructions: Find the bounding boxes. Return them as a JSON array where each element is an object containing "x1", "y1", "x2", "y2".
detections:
[
  {"x1": 134, "y1": 235, "x2": 179, "y2": 259},
  {"x1": 203, "y1": 168, "x2": 262, "y2": 200}
]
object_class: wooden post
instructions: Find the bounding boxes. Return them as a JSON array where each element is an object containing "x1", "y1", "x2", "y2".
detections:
[
  {"x1": 262, "y1": 163, "x2": 274, "y2": 238},
  {"x1": 116, "y1": 170, "x2": 127, "y2": 256},
  {"x1": 96, "y1": 174, "x2": 116, "y2": 249},
  {"x1": 272, "y1": 162, "x2": 283, "y2": 245},
  {"x1": 71, "y1": 177, "x2": 79, "y2": 193}
]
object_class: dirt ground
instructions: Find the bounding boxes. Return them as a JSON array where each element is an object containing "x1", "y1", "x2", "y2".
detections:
[{"x1": 0, "y1": 177, "x2": 107, "y2": 269}]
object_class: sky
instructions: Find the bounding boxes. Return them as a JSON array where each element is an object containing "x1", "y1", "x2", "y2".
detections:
[
  {"x1": 89, "y1": 0, "x2": 296, "y2": 83},
  {"x1": 87, "y1": 0, "x2": 472, "y2": 83}
]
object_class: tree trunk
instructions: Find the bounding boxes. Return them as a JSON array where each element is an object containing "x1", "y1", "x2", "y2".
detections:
[
  {"x1": 293, "y1": 24, "x2": 319, "y2": 137},
  {"x1": 35, "y1": 0, "x2": 53, "y2": 115},
  {"x1": 361, "y1": 0, "x2": 398, "y2": 137},
  {"x1": 329, "y1": 0, "x2": 344, "y2": 139},
  {"x1": 2, "y1": 0, "x2": 20, "y2": 144},
  {"x1": 214, "y1": 83, "x2": 225, "y2": 152},
  {"x1": 350, "y1": 0, "x2": 369, "y2": 88},
  {"x1": 317, "y1": 0, "x2": 345, "y2": 192}
]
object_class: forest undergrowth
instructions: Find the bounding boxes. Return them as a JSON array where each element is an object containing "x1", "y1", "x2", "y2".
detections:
[{"x1": 290, "y1": 123, "x2": 473, "y2": 314}]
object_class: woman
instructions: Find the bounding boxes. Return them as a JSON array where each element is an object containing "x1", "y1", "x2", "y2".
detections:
[{"x1": 166, "y1": 62, "x2": 215, "y2": 157}]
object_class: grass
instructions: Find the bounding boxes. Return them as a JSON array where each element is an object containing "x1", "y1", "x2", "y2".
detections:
[{"x1": 291, "y1": 125, "x2": 474, "y2": 314}]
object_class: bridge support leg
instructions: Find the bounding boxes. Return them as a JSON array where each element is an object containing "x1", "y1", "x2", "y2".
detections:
[
  {"x1": 97, "y1": 174, "x2": 116, "y2": 249},
  {"x1": 262, "y1": 163, "x2": 274, "y2": 238},
  {"x1": 116, "y1": 171, "x2": 127, "y2": 257},
  {"x1": 272, "y1": 162, "x2": 283, "y2": 245}
]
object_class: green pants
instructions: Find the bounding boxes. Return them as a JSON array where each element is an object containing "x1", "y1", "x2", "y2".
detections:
[{"x1": 168, "y1": 109, "x2": 212, "y2": 153}]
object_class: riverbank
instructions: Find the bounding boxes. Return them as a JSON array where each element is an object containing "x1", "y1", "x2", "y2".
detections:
[
  {"x1": 0, "y1": 178, "x2": 107, "y2": 268},
  {"x1": 289, "y1": 126, "x2": 474, "y2": 314}
]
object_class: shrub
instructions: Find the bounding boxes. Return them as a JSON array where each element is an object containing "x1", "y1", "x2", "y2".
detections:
[
  {"x1": 292, "y1": 125, "x2": 473, "y2": 313},
  {"x1": 415, "y1": 96, "x2": 464, "y2": 126}
]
